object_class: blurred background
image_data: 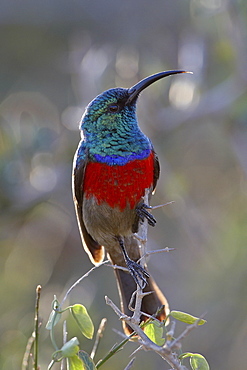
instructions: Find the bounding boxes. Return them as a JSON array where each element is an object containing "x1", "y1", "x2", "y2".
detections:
[{"x1": 0, "y1": 0, "x2": 247, "y2": 369}]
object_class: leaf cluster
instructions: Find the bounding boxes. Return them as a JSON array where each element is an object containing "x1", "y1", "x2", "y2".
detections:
[{"x1": 37, "y1": 292, "x2": 210, "y2": 370}]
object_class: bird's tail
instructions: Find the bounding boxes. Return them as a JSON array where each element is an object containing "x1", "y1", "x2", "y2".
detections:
[{"x1": 114, "y1": 266, "x2": 169, "y2": 334}]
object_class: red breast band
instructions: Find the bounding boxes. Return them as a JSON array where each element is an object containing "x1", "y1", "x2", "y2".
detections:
[{"x1": 83, "y1": 152, "x2": 154, "y2": 210}]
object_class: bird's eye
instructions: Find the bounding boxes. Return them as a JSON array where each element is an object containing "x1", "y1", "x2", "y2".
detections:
[{"x1": 108, "y1": 103, "x2": 120, "y2": 113}]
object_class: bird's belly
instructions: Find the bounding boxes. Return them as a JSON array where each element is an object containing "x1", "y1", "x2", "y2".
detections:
[
  {"x1": 83, "y1": 153, "x2": 154, "y2": 211},
  {"x1": 83, "y1": 196, "x2": 135, "y2": 246}
]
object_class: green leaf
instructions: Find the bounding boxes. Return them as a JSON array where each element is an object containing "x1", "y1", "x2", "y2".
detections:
[
  {"x1": 190, "y1": 354, "x2": 210, "y2": 370},
  {"x1": 46, "y1": 309, "x2": 62, "y2": 330},
  {"x1": 78, "y1": 351, "x2": 96, "y2": 370},
  {"x1": 70, "y1": 304, "x2": 94, "y2": 339},
  {"x1": 61, "y1": 337, "x2": 80, "y2": 357},
  {"x1": 180, "y1": 353, "x2": 210, "y2": 370},
  {"x1": 67, "y1": 355, "x2": 84, "y2": 370},
  {"x1": 170, "y1": 311, "x2": 206, "y2": 326},
  {"x1": 143, "y1": 322, "x2": 165, "y2": 346}
]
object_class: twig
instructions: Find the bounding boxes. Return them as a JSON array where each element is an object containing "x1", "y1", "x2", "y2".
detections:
[
  {"x1": 95, "y1": 320, "x2": 137, "y2": 369},
  {"x1": 105, "y1": 297, "x2": 158, "y2": 349},
  {"x1": 60, "y1": 321, "x2": 68, "y2": 370},
  {"x1": 22, "y1": 333, "x2": 35, "y2": 370},
  {"x1": 105, "y1": 296, "x2": 128, "y2": 321},
  {"x1": 128, "y1": 291, "x2": 152, "y2": 314},
  {"x1": 138, "y1": 247, "x2": 175, "y2": 264},
  {"x1": 34, "y1": 285, "x2": 41, "y2": 370},
  {"x1": 131, "y1": 189, "x2": 150, "y2": 324},
  {"x1": 129, "y1": 345, "x2": 143, "y2": 357},
  {"x1": 124, "y1": 357, "x2": 136, "y2": 370},
  {"x1": 150, "y1": 201, "x2": 175, "y2": 209},
  {"x1": 91, "y1": 318, "x2": 107, "y2": 360},
  {"x1": 110, "y1": 263, "x2": 129, "y2": 273},
  {"x1": 138, "y1": 188, "x2": 150, "y2": 262},
  {"x1": 145, "y1": 247, "x2": 175, "y2": 254},
  {"x1": 59, "y1": 260, "x2": 109, "y2": 309},
  {"x1": 22, "y1": 285, "x2": 42, "y2": 370},
  {"x1": 165, "y1": 320, "x2": 177, "y2": 353}
]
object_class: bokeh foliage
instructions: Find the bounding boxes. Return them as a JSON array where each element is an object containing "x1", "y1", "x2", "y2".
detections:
[{"x1": 0, "y1": 1, "x2": 247, "y2": 369}]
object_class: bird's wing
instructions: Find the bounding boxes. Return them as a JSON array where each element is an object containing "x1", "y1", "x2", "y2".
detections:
[
  {"x1": 152, "y1": 149, "x2": 160, "y2": 193},
  {"x1": 72, "y1": 150, "x2": 104, "y2": 264}
]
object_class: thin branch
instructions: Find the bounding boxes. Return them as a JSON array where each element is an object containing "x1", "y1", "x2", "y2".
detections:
[
  {"x1": 91, "y1": 318, "x2": 107, "y2": 360},
  {"x1": 95, "y1": 321, "x2": 137, "y2": 369},
  {"x1": 22, "y1": 333, "x2": 35, "y2": 370},
  {"x1": 33, "y1": 285, "x2": 42, "y2": 370},
  {"x1": 105, "y1": 297, "x2": 159, "y2": 350},
  {"x1": 59, "y1": 260, "x2": 109, "y2": 309},
  {"x1": 105, "y1": 296, "x2": 128, "y2": 321},
  {"x1": 150, "y1": 201, "x2": 175, "y2": 209},
  {"x1": 60, "y1": 321, "x2": 67, "y2": 370},
  {"x1": 128, "y1": 291, "x2": 152, "y2": 314},
  {"x1": 124, "y1": 357, "x2": 136, "y2": 370},
  {"x1": 22, "y1": 285, "x2": 42, "y2": 370},
  {"x1": 138, "y1": 247, "x2": 175, "y2": 265},
  {"x1": 110, "y1": 264, "x2": 129, "y2": 273},
  {"x1": 131, "y1": 189, "x2": 150, "y2": 324},
  {"x1": 138, "y1": 188, "x2": 150, "y2": 262},
  {"x1": 129, "y1": 345, "x2": 143, "y2": 357}
]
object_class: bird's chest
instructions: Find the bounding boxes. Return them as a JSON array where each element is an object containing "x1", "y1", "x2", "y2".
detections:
[{"x1": 83, "y1": 152, "x2": 154, "y2": 211}]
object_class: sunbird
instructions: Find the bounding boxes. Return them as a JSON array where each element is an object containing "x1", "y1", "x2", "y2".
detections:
[{"x1": 73, "y1": 70, "x2": 189, "y2": 332}]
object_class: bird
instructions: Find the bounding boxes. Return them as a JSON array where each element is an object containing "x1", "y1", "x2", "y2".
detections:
[{"x1": 72, "y1": 70, "x2": 189, "y2": 333}]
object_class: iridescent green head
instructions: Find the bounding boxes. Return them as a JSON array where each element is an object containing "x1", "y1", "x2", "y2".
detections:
[
  {"x1": 81, "y1": 70, "x2": 190, "y2": 134},
  {"x1": 79, "y1": 70, "x2": 190, "y2": 162}
]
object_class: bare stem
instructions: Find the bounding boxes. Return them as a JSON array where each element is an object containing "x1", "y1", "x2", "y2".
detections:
[
  {"x1": 131, "y1": 189, "x2": 150, "y2": 324},
  {"x1": 22, "y1": 334, "x2": 35, "y2": 370},
  {"x1": 59, "y1": 260, "x2": 109, "y2": 309},
  {"x1": 150, "y1": 200, "x2": 175, "y2": 209},
  {"x1": 33, "y1": 285, "x2": 41, "y2": 370},
  {"x1": 91, "y1": 318, "x2": 107, "y2": 360},
  {"x1": 60, "y1": 321, "x2": 68, "y2": 370},
  {"x1": 123, "y1": 357, "x2": 136, "y2": 370}
]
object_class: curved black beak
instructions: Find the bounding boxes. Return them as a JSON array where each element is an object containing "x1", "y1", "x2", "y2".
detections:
[{"x1": 126, "y1": 70, "x2": 192, "y2": 105}]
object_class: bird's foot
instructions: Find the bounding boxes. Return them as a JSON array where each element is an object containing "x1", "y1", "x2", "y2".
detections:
[
  {"x1": 136, "y1": 203, "x2": 156, "y2": 227},
  {"x1": 125, "y1": 256, "x2": 150, "y2": 289},
  {"x1": 117, "y1": 235, "x2": 149, "y2": 288}
]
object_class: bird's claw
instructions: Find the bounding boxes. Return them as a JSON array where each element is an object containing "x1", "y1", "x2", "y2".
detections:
[
  {"x1": 136, "y1": 203, "x2": 156, "y2": 227},
  {"x1": 126, "y1": 257, "x2": 150, "y2": 289}
]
